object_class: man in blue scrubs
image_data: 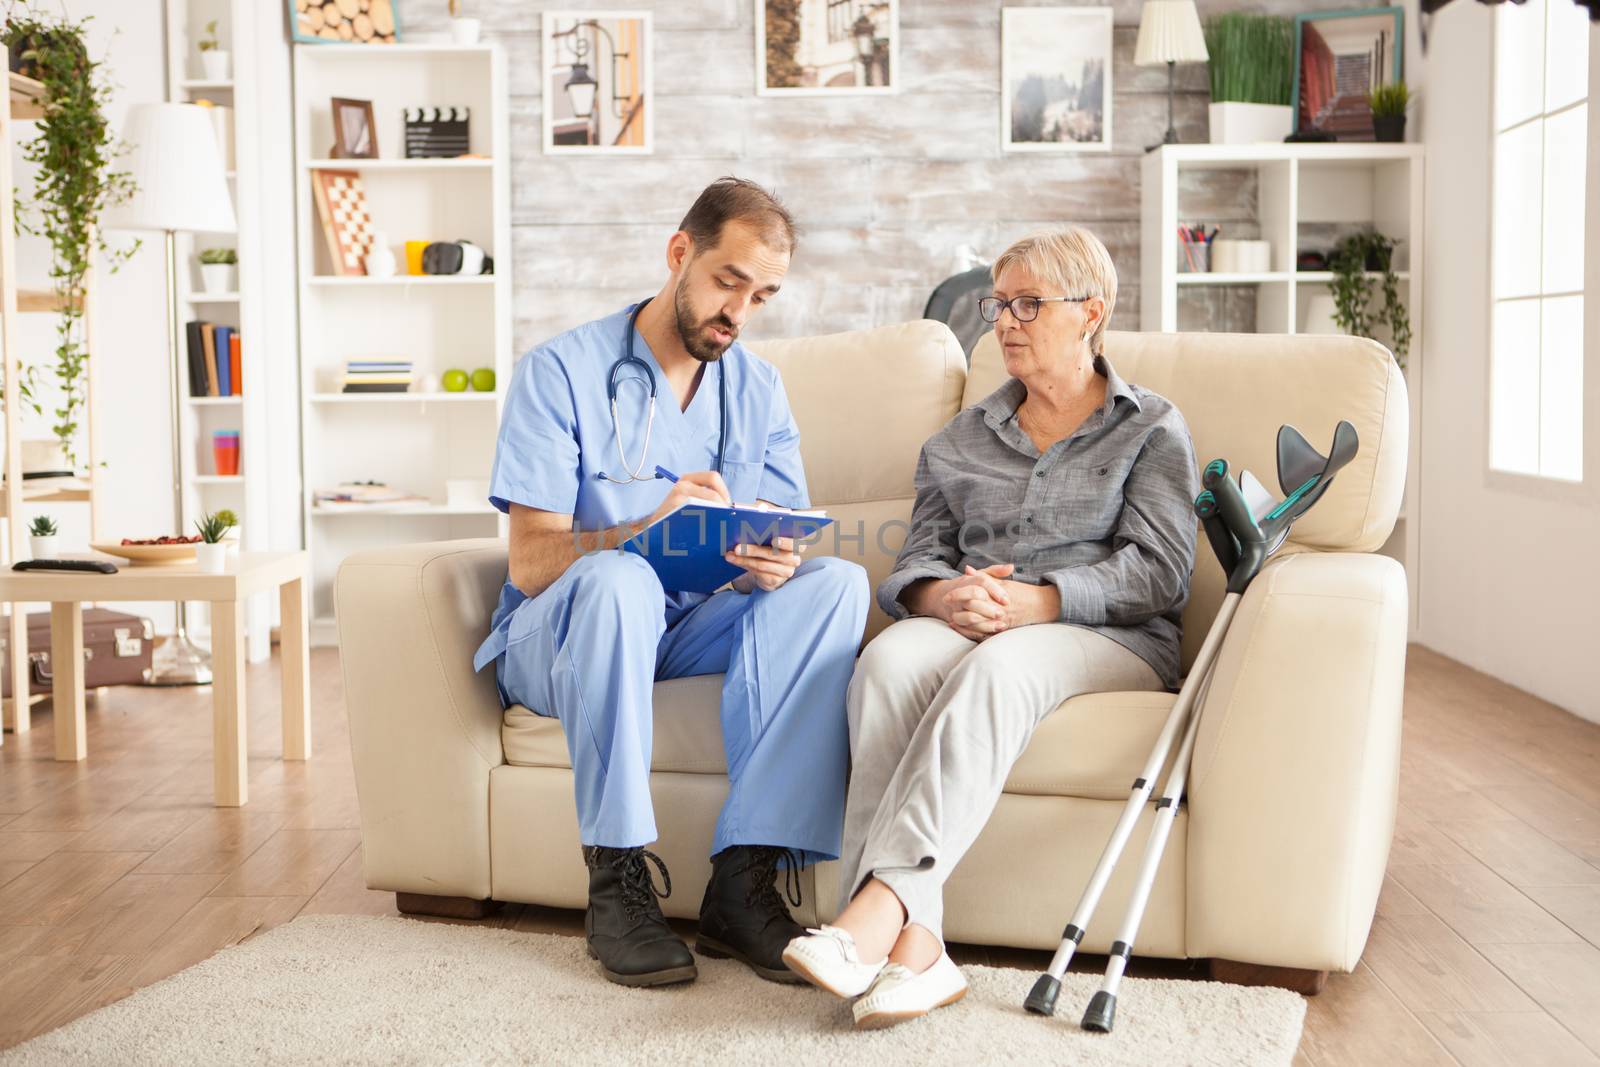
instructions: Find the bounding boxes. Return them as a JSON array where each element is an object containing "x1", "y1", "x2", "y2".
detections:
[{"x1": 472, "y1": 178, "x2": 869, "y2": 988}]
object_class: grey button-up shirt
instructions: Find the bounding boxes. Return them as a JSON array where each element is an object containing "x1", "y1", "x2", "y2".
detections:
[{"x1": 878, "y1": 355, "x2": 1199, "y2": 689}]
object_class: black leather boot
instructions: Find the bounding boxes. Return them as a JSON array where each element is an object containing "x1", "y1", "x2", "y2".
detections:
[
  {"x1": 582, "y1": 845, "x2": 697, "y2": 987},
  {"x1": 696, "y1": 845, "x2": 807, "y2": 984}
]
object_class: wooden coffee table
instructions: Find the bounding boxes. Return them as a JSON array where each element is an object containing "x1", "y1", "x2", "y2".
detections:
[{"x1": 0, "y1": 550, "x2": 311, "y2": 806}]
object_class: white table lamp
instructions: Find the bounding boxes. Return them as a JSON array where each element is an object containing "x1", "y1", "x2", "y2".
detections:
[
  {"x1": 1135, "y1": 0, "x2": 1209, "y2": 150},
  {"x1": 104, "y1": 103, "x2": 237, "y2": 686}
]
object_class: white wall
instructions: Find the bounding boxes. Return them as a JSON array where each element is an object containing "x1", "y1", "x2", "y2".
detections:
[{"x1": 1417, "y1": 6, "x2": 1600, "y2": 723}]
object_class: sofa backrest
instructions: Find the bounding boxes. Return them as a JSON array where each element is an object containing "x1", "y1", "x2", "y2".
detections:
[
  {"x1": 758, "y1": 320, "x2": 967, "y2": 640},
  {"x1": 760, "y1": 322, "x2": 1407, "y2": 665},
  {"x1": 968, "y1": 330, "x2": 1409, "y2": 670}
]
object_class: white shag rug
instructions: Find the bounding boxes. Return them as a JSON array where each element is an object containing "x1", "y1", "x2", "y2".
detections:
[{"x1": 1, "y1": 915, "x2": 1305, "y2": 1066}]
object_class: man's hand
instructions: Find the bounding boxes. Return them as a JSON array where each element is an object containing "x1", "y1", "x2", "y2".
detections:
[
  {"x1": 938, "y1": 563, "x2": 1015, "y2": 640},
  {"x1": 647, "y1": 470, "x2": 731, "y2": 526},
  {"x1": 728, "y1": 536, "x2": 805, "y2": 593}
]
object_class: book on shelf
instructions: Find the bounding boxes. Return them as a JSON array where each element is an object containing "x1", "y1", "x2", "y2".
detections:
[
  {"x1": 313, "y1": 481, "x2": 428, "y2": 510},
  {"x1": 341, "y1": 359, "x2": 414, "y2": 393},
  {"x1": 185, "y1": 320, "x2": 244, "y2": 397}
]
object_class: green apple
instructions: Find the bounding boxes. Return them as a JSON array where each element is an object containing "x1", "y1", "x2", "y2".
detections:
[
  {"x1": 442, "y1": 368, "x2": 469, "y2": 392},
  {"x1": 470, "y1": 367, "x2": 496, "y2": 392}
]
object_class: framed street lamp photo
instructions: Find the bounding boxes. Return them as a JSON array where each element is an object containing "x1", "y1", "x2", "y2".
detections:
[
  {"x1": 757, "y1": 0, "x2": 899, "y2": 96},
  {"x1": 542, "y1": 11, "x2": 653, "y2": 154},
  {"x1": 1001, "y1": 6, "x2": 1114, "y2": 153}
]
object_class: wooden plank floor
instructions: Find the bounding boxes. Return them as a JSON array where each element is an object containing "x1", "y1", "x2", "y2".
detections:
[{"x1": 3, "y1": 643, "x2": 1599, "y2": 1062}]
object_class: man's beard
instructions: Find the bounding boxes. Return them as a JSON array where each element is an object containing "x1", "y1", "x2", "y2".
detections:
[{"x1": 674, "y1": 276, "x2": 738, "y2": 363}]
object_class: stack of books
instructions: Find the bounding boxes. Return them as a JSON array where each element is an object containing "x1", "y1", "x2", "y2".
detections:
[
  {"x1": 341, "y1": 360, "x2": 413, "y2": 393},
  {"x1": 185, "y1": 321, "x2": 243, "y2": 397},
  {"x1": 313, "y1": 481, "x2": 428, "y2": 511}
]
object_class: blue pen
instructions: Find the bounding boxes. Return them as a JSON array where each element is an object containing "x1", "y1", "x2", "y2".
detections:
[{"x1": 654, "y1": 465, "x2": 678, "y2": 482}]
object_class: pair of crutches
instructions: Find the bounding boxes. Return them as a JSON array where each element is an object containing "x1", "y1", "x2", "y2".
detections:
[{"x1": 1025, "y1": 419, "x2": 1360, "y2": 1033}]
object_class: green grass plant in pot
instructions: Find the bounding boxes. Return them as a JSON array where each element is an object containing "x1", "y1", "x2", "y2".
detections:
[
  {"x1": 1203, "y1": 13, "x2": 1294, "y2": 144},
  {"x1": 1369, "y1": 82, "x2": 1409, "y2": 143}
]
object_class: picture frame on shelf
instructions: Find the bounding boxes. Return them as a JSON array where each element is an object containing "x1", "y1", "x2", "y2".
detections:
[
  {"x1": 1001, "y1": 7, "x2": 1113, "y2": 153},
  {"x1": 1292, "y1": 7, "x2": 1404, "y2": 141},
  {"x1": 331, "y1": 97, "x2": 378, "y2": 159},
  {"x1": 542, "y1": 11, "x2": 653, "y2": 155},
  {"x1": 755, "y1": 0, "x2": 899, "y2": 96},
  {"x1": 289, "y1": 0, "x2": 401, "y2": 44}
]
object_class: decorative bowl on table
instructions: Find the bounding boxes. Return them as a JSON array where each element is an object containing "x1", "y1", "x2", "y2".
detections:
[{"x1": 90, "y1": 536, "x2": 202, "y2": 566}]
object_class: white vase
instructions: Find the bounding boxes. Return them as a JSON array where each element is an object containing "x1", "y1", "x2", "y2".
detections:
[
  {"x1": 450, "y1": 18, "x2": 482, "y2": 44},
  {"x1": 1208, "y1": 102, "x2": 1293, "y2": 145},
  {"x1": 199, "y1": 263, "x2": 236, "y2": 294},
  {"x1": 365, "y1": 232, "x2": 397, "y2": 278},
  {"x1": 29, "y1": 535, "x2": 58, "y2": 561},
  {"x1": 197, "y1": 543, "x2": 228, "y2": 574},
  {"x1": 201, "y1": 50, "x2": 231, "y2": 81}
]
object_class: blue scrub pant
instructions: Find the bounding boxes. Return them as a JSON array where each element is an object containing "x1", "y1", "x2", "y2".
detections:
[{"x1": 494, "y1": 551, "x2": 869, "y2": 866}]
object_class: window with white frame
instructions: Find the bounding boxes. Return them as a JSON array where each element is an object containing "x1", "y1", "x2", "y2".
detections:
[{"x1": 1490, "y1": 0, "x2": 1588, "y2": 482}]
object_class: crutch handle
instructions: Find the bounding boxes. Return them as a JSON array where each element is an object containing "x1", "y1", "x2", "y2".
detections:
[
  {"x1": 1206, "y1": 464, "x2": 1265, "y2": 544},
  {"x1": 1194, "y1": 490, "x2": 1239, "y2": 574}
]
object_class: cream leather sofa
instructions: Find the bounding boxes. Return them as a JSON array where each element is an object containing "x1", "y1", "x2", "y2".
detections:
[{"x1": 338, "y1": 322, "x2": 1408, "y2": 988}]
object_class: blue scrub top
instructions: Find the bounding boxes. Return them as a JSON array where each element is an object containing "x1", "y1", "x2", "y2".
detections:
[{"x1": 473, "y1": 303, "x2": 810, "y2": 672}]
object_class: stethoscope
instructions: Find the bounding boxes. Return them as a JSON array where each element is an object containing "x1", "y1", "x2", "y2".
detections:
[{"x1": 596, "y1": 298, "x2": 729, "y2": 484}]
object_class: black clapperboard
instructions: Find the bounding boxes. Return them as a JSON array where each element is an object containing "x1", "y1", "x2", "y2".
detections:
[{"x1": 404, "y1": 107, "x2": 471, "y2": 158}]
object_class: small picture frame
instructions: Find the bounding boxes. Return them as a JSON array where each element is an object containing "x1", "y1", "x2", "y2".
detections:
[
  {"x1": 542, "y1": 11, "x2": 653, "y2": 155},
  {"x1": 755, "y1": 0, "x2": 899, "y2": 96},
  {"x1": 1001, "y1": 7, "x2": 1113, "y2": 153},
  {"x1": 289, "y1": 0, "x2": 401, "y2": 44},
  {"x1": 331, "y1": 97, "x2": 377, "y2": 159},
  {"x1": 1292, "y1": 7, "x2": 1405, "y2": 140}
]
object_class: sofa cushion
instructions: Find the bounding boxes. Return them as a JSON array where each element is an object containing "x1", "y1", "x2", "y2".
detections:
[{"x1": 502, "y1": 679, "x2": 1176, "y2": 800}]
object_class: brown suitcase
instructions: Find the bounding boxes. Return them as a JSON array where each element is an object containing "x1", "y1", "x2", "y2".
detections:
[{"x1": 1, "y1": 608, "x2": 155, "y2": 698}]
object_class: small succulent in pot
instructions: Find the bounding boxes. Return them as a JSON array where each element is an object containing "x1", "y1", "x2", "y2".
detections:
[
  {"x1": 28, "y1": 515, "x2": 58, "y2": 537},
  {"x1": 195, "y1": 511, "x2": 232, "y2": 572},
  {"x1": 197, "y1": 247, "x2": 238, "y2": 294},
  {"x1": 1368, "y1": 82, "x2": 1409, "y2": 142},
  {"x1": 29, "y1": 514, "x2": 60, "y2": 560}
]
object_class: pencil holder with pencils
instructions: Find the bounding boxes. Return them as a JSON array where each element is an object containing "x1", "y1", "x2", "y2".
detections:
[{"x1": 1177, "y1": 225, "x2": 1216, "y2": 273}]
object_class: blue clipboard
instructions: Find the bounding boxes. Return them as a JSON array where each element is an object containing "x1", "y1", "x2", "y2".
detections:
[{"x1": 621, "y1": 502, "x2": 836, "y2": 594}]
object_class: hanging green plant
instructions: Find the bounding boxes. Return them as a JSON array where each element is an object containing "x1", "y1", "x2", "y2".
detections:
[
  {"x1": 3, "y1": 10, "x2": 138, "y2": 465},
  {"x1": 1327, "y1": 231, "x2": 1411, "y2": 369}
]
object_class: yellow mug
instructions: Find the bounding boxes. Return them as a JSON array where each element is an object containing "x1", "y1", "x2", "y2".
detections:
[{"x1": 405, "y1": 240, "x2": 429, "y2": 276}]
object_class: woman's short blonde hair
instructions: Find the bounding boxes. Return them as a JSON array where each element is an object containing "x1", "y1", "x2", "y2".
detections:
[{"x1": 991, "y1": 228, "x2": 1118, "y2": 357}]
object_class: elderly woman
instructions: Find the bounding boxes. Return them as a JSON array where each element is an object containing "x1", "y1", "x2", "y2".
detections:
[{"x1": 783, "y1": 228, "x2": 1199, "y2": 1027}]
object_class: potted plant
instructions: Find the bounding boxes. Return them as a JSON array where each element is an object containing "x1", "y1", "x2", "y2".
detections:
[
  {"x1": 2, "y1": 15, "x2": 138, "y2": 466},
  {"x1": 198, "y1": 247, "x2": 237, "y2": 294},
  {"x1": 194, "y1": 511, "x2": 233, "y2": 573},
  {"x1": 198, "y1": 19, "x2": 229, "y2": 81},
  {"x1": 1369, "y1": 82, "x2": 1409, "y2": 143},
  {"x1": 448, "y1": 1, "x2": 481, "y2": 44},
  {"x1": 214, "y1": 507, "x2": 240, "y2": 553},
  {"x1": 1327, "y1": 231, "x2": 1412, "y2": 369},
  {"x1": 1202, "y1": 13, "x2": 1294, "y2": 145},
  {"x1": 28, "y1": 515, "x2": 59, "y2": 561}
]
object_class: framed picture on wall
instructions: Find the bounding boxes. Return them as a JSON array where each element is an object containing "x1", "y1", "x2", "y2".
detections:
[
  {"x1": 1001, "y1": 7, "x2": 1113, "y2": 153},
  {"x1": 542, "y1": 11, "x2": 653, "y2": 155},
  {"x1": 1292, "y1": 7, "x2": 1404, "y2": 140},
  {"x1": 756, "y1": 0, "x2": 899, "y2": 96},
  {"x1": 289, "y1": 0, "x2": 401, "y2": 44}
]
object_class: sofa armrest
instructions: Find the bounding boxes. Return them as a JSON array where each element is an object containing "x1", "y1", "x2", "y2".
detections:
[
  {"x1": 1185, "y1": 550, "x2": 1408, "y2": 972},
  {"x1": 336, "y1": 538, "x2": 509, "y2": 899}
]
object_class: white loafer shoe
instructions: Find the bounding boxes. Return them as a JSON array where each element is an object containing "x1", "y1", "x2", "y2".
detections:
[
  {"x1": 781, "y1": 925, "x2": 886, "y2": 999},
  {"x1": 851, "y1": 952, "x2": 968, "y2": 1030}
]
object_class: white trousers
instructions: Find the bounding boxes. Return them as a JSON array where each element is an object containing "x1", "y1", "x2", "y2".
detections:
[{"x1": 838, "y1": 616, "x2": 1165, "y2": 942}]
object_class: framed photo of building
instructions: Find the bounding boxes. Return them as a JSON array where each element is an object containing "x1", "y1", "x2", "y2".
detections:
[
  {"x1": 757, "y1": 0, "x2": 899, "y2": 96},
  {"x1": 1292, "y1": 7, "x2": 1404, "y2": 140},
  {"x1": 542, "y1": 11, "x2": 653, "y2": 154},
  {"x1": 1001, "y1": 7, "x2": 1113, "y2": 153}
]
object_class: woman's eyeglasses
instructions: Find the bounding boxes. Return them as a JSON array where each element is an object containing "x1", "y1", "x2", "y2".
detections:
[{"x1": 977, "y1": 294, "x2": 1090, "y2": 323}]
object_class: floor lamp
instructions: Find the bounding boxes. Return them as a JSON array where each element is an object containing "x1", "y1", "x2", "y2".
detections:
[{"x1": 104, "y1": 103, "x2": 237, "y2": 685}]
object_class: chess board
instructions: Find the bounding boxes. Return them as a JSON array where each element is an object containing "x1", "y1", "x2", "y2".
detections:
[{"x1": 311, "y1": 169, "x2": 375, "y2": 276}]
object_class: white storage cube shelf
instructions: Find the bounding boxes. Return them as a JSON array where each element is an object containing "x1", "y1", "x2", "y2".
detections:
[
  {"x1": 294, "y1": 44, "x2": 512, "y2": 637},
  {"x1": 1139, "y1": 143, "x2": 1425, "y2": 637}
]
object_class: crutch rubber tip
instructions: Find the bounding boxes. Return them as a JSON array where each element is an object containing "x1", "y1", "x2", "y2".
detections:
[
  {"x1": 1081, "y1": 990, "x2": 1117, "y2": 1033},
  {"x1": 1024, "y1": 975, "x2": 1061, "y2": 1016}
]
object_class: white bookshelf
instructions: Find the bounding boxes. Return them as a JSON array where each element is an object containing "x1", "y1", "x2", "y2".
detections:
[
  {"x1": 165, "y1": 0, "x2": 292, "y2": 660},
  {"x1": 293, "y1": 43, "x2": 512, "y2": 644},
  {"x1": 1140, "y1": 143, "x2": 1425, "y2": 636}
]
